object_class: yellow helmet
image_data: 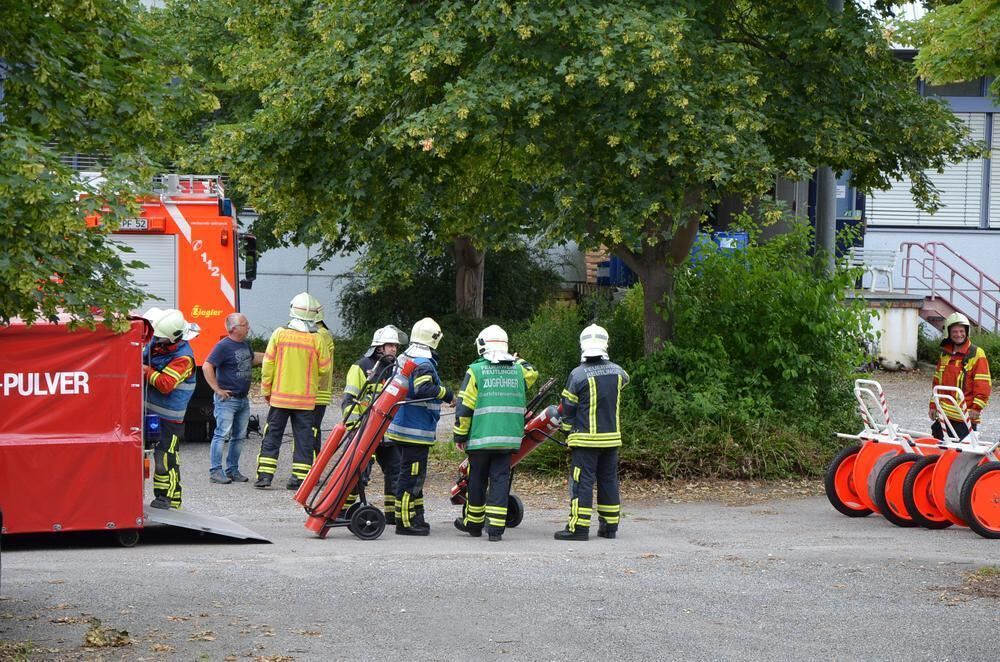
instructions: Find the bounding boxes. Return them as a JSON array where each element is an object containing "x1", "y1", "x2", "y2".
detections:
[
  {"x1": 943, "y1": 312, "x2": 971, "y2": 334},
  {"x1": 143, "y1": 307, "x2": 199, "y2": 343},
  {"x1": 410, "y1": 317, "x2": 443, "y2": 349},
  {"x1": 289, "y1": 292, "x2": 322, "y2": 322}
]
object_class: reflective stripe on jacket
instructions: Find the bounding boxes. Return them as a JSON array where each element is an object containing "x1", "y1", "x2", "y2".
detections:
[
  {"x1": 932, "y1": 340, "x2": 991, "y2": 420},
  {"x1": 144, "y1": 341, "x2": 196, "y2": 422},
  {"x1": 341, "y1": 355, "x2": 387, "y2": 429},
  {"x1": 261, "y1": 326, "x2": 333, "y2": 410},
  {"x1": 454, "y1": 358, "x2": 538, "y2": 451},
  {"x1": 559, "y1": 358, "x2": 629, "y2": 448},
  {"x1": 315, "y1": 326, "x2": 336, "y2": 405},
  {"x1": 386, "y1": 356, "x2": 450, "y2": 445}
]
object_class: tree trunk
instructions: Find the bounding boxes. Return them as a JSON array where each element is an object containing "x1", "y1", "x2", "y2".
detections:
[
  {"x1": 612, "y1": 204, "x2": 701, "y2": 355},
  {"x1": 453, "y1": 235, "x2": 485, "y2": 318}
]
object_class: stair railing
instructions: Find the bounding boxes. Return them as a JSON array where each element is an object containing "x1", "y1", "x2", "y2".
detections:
[{"x1": 900, "y1": 241, "x2": 1000, "y2": 332}]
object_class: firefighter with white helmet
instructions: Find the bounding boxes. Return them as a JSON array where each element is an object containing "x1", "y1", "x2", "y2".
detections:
[
  {"x1": 385, "y1": 317, "x2": 454, "y2": 535},
  {"x1": 141, "y1": 307, "x2": 200, "y2": 509},
  {"x1": 339, "y1": 324, "x2": 407, "y2": 522},
  {"x1": 255, "y1": 292, "x2": 332, "y2": 490},
  {"x1": 453, "y1": 324, "x2": 538, "y2": 541},
  {"x1": 554, "y1": 324, "x2": 630, "y2": 541},
  {"x1": 929, "y1": 312, "x2": 991, "y2": 440}
]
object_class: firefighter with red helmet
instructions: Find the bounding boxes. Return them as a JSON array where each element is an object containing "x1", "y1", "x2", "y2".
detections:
[
  {"x1": 385, "y1": 318, "x2": 454, "y2": 535},
  {"x1": 142, "y1": 308, "x2": 200, "y2": 510},
  {"x1": 255, "y1": 293, "x2": 332, "y2": 490},
  {"x1": 453, "y1": 325, "x2": 537, "y2": 542},
  {"x1": 340, "y1": 325, "x2": 406, "y2": 523},
  {"x1": 929, "y1": 312, "x2": 991, "y2": 440},
  {"x1": 555, "y1": 324, "x2": 629, "y2": 541}
]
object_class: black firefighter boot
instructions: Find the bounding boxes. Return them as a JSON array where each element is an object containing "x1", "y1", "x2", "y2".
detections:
[
  {"x1": 597, "y1": 522, "x2": 618, "y2": 539},
  {"x1": 454, "y1": 518, "x2": 483, "y2": 537},
  {"x1": 554, "y1": 526, "x2": 589, "y2": 541}
]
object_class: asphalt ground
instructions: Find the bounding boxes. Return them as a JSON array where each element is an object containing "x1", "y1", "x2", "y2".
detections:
[{"x1": 2, "y1": 368, "x2": 999, "y2": 661}]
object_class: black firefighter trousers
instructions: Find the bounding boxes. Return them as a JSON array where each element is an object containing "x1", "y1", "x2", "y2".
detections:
[
  {"x1": 463, "y1": 450, "x2": 513, "y2": 535},
  {"x1": 566, "y1": 446, "x2": 621, "y2": 534}
]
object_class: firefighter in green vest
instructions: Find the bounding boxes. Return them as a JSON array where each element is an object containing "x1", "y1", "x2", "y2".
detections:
[{"x1": 453, "y1": 325, "x2": 538, "y2": 542}]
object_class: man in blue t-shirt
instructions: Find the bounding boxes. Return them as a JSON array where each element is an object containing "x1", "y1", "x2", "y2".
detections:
[{"x1": 203, "y1": 313, "x2": 263, "y2": 483}]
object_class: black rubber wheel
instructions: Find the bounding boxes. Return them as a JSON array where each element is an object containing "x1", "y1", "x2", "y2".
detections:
[
  {"x1": 115, "y1": 529, "x2": 141, "y2": 548},
  {"x1": 902, "y1": 455, "x2": 952, "y2": 530},
  {"x1": 349, "y1": 505, "x2": 386, "y2": 541},
  {"x1": 824, "y1": 444, "x2": 873, "y2": 517},
  {"x1": 873, "y1": 453, "x2": 920, "y2": 528},
  {"x1": 343, "y1": 501, "x2": 362, "y2": 521},
  {"x1": 506, "y1": 493, "x2": 524, "y2": 528},
  {"x1": 960, "y1": 461, "x2": 1000, "y2": 539}
]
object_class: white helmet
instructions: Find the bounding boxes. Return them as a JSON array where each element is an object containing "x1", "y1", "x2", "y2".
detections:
[
  {"x1": 410, "y1": 317, "x2": 443, "y2": 349},
  {"x1": 143, "y1": 307, "x2": 200, "y2": 343},
  {"x1": 476, "y1": 324, "x2": 516, "y2": 363},
  {"x1": 371, "y1": 325, "x2": 406, "y2": 347},
  {"x1": 580, "y1": 324, "x2": 609, "y2": 359},
  {"x1": 289, "y1": 292, "x2": 322, "y2": 322},
  {"x1": 943, "y1": 312, "x2": 971, "y2": 335}
]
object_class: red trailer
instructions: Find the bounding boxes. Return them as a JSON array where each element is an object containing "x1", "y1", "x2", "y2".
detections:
[{"x1": 0, "y1": 319, "x2": 267, "y2": 545}]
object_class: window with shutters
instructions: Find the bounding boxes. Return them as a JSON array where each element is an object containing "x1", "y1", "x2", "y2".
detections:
[
  {"x1": 112, "y1": 234, "x2": 178, "y2": 312},
  {"x1": 867, "y1": 113, "x2": 986, "y2": 227},
  {"x1": 991, "y1": 118, "x2": 1000, "y2": 228}
]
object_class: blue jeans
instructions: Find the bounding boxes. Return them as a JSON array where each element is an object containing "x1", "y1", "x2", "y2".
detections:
[{"x1": 210, "y1": 395, "x2": 251, "y2": 476}]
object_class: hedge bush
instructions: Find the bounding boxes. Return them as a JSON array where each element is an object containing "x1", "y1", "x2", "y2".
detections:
[{"x1": 514, "y1": 224, "x2": 869, "y2": 479}]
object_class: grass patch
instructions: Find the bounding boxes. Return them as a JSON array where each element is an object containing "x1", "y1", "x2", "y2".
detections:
[{"x1": 0, "y1": 641, "x2": 37, "y2": 661}]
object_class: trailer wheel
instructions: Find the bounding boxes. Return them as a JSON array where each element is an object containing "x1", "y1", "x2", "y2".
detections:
[
  {"x1": 115, "y1": 529, "x2": 141, "y2": 548},
  {"x1": 824, "y1": 444, "x2": 872, "y2": 517},
  {"x1": 873, "y1": 453, "x2": 920, "y2": 528},
  {"x1": 960, "y1": 462, "x2": 1000, "y2": 539},
  {"x1": 902, "y1": 455, "x2": 952, "y2": 529},
  {"x1": 349, "y1": 505, "x2": 385, "y2": 541},
  {"x1": 506, "y1": 493, "x2": 524, "y2": 528}
]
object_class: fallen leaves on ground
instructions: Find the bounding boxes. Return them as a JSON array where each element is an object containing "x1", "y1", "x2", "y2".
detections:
[
  {"x1": 189, "y1": 630, "x2": 217, "y2": 641},
  {"x1": 151, "y1": 643, "x2": 175, "y2": 653},
  {"x1": 934, "y1": 566, "x2": 1000, "y2": 603},
  {"x1": 83, "y1": 617, "x2": 132, "y2": 648}
]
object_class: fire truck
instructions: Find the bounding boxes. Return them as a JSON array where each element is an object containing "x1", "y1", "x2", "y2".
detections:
[{"x1": 89, "y1": 174, "x2": 258, "y2": 441}]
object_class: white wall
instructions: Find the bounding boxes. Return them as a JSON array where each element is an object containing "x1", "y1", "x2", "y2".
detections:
[{"x1": 239, "y1": 245, "x2": 360, "y2": 337}]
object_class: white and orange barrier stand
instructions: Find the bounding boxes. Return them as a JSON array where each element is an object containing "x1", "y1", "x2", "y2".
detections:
[
  {"x1": 826, "y1": 379, "x2": 938, "y2": 526},
  {"x1": 905, "y1": 387, "x2": 1000, "y2": 538}
]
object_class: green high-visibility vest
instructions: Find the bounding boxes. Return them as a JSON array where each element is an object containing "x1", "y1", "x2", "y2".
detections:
[{"x1": 467, "y1": 359, "x2": 526, "y2": 451}]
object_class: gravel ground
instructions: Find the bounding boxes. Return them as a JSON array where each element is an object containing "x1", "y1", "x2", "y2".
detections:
[{"x1": 2, "y1": 367, "x2": 999, "y2": 661}]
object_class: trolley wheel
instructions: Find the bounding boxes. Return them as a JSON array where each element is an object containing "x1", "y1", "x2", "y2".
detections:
[
  {"x1": 506, "y1": 493, "x2": 524, "y2": 528},
  {"x1": 344, "y1": 501, "x2": 363, "y2": 521},
  {"x1": 824, "y1": 444, "x2": 872, "y2": 517},
  {"x1": 873, "y1": 453, "x2": 920, "y2": 528},
  {"x1": 960, "y1": 461, "x2": 1000, "y2": 539},
  {"x1": 115, "y1": 529, "x2": 141, "y2": 548},
  {"x1": 902, "y1": 455, "x2": 952, "y2": 529},
  {"x1": 349, "y1": 505, "x2": 386, "y2": 541}
]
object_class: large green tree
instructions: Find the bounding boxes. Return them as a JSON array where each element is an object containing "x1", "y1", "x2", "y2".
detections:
[
  {"x1": 900, "y1": 0, "x2": 1000, "y2": 100},
  {"x1": 178, "y1": 1, "x2": 977, "y2": 351},
  {"x1": 0, "y1": 0, "x2": 207, "y2": 326}
]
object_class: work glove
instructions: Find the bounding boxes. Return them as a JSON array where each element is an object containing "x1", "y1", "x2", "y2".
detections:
[
  {"x1": 969, "y1": 409, "x2": 982, "y2": 423},
  {"x1": 928, "y1": 403, "x2": 937, "y2": 421}
]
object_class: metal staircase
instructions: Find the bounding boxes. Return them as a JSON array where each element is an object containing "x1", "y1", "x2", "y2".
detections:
[{"x1": 900, "y1": 241, "x2": 1000, "y2": 332}]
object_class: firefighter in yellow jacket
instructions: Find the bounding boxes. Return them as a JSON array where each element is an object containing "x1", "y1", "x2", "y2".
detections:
[
  {"x1": 312, "y1": 308, "x2": 336, "y2": 451},
  {"x1": 255, "y1": 293, "x2": 332, "y2": 490}
]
